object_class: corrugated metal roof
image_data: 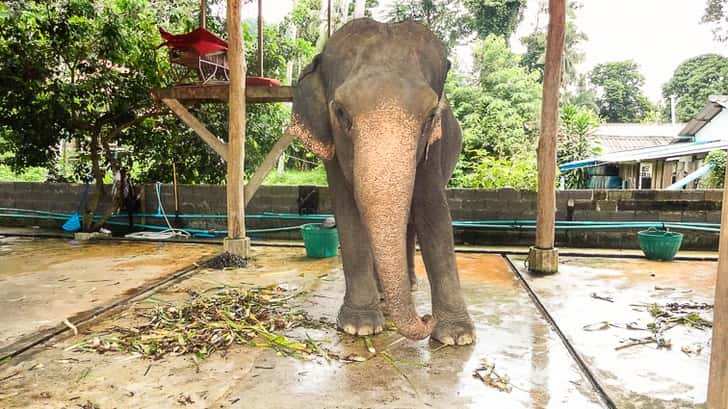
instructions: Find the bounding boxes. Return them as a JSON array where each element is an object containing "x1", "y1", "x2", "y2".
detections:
[
  {"x1": 592, "y1": 123, "x2": 684, "y2": 153},
  {"x1": 679, "y1": 95, "x2": 728, "y2": 136},
  {"x1": 560, "y1": 140, "x2": 728, "y2": 171}
]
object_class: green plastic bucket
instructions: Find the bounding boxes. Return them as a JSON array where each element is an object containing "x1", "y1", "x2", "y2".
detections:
[
  {"x1": 638, "y1": 227, "x2": 683, "y2": 261},
  {"x1": 301, "y1": 223, "x2": 339, "y2": 258}
]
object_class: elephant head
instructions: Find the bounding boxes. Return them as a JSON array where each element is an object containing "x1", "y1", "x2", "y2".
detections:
[{"x1": 285, "y1": 19, "x2": 451, "y2": 340}]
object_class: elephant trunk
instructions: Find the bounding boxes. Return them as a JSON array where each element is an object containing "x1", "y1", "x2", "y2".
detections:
[{"x1": 352, "y1": 109, "x2": 435, "y2": 340}]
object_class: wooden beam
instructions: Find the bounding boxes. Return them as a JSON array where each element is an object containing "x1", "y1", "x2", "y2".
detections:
[
  {"x1": 151, "y1": 84, "x2": 294, "y2": 104},
  {"x1": 244, "y1": 132, "x2": 295, "y2": 206},
  {"x1": 226, "y1": 0, "x2": 247, "y2": 246},
  {"x1": 257, "y1": 0, "x2": 263, "y2": 77},
  {"x1": 327, "y1": 0, "x2": 331, "y2": 38},
  {"x1": 200, "y1": 0, "x2": 206, "y2": 29},
  {"x1": 535, "y1": 0, "x2": 565, "y2": 251},
  {"x1": 161, "y1": 98, "x2": 228, "y2": 161},
  {"x1": 708, "y1": 165, "x2": 728, "y2": 407}
]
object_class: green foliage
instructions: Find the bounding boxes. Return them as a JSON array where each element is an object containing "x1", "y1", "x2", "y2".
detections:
[
  {"x1": 464, "y1": 0, "x2": 528, "y2": 39},
  {"x1": 557, "y1": 104, "x2": 601, "y2": 188},
  {"x1": 449, "y1": 35, "x2": 541, "y2": 160},
  {"x1": 386, "y1": 0, "x2": 471, "y2": 50},
  {"x1": 703, "y1": 0, "x2": 728, "y2": 42},
  {"x1": 589, "y1": 61, "x2": 654, "y2": 123},
  {"x1": 0, "y1": 165, "x2": 47, "y2": 182},
  {"x1": 520, "y1": 1, "x2": 587, "y2": 88},
  {"x1": 386, "y1": 0, "x2": 527, "y2": 49},
  {"x1": 702, "y1": 150, "x2": 727, "y2": 188},
  {"x1": 451, "y1": 152, "x2": 537, "y2": 190},
  {"x1": 661, "y1": 54, "x2": 728, "y2": 122},
  {"x1": 264, "y1": 166, "x2": 328, "y2": 186},
  {"x1": 563, "y1": 74, "x2": 599, "y2": 112}
]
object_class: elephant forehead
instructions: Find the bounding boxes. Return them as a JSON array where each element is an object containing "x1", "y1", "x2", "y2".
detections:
[
  {"x1": 322, "y1": 20, "x2": 447, "y2": 89},
  {"x1": 335, "y1": 73, "x2": 439, "y2": 118}
]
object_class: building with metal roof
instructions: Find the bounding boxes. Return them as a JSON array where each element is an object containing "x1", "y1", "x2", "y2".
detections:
[{"x1": 560, "y1": 96, "x2": 728, "y2": 190}]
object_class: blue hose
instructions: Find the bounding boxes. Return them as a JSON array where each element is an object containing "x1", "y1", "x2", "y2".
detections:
[{"x1": 0, "y1": 208, "x2": 721, "y2": 235}]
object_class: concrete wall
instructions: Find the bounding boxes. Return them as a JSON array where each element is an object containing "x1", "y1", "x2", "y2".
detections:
[{"x1": 0, "y1": 182, "x2": 721, "y2": 250}]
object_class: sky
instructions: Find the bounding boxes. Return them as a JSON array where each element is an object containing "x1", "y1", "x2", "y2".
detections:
[{"x1": 245, "y1": 0, "x2": 726, "y2": 103}]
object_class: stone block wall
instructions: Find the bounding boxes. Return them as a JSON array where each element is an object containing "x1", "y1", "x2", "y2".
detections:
[{"x1": 0, "y1": 183, "x2": 721, "y2": 250}]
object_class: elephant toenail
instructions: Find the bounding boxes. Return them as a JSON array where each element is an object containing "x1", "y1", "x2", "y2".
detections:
[
  {"x1": 374, "y1": 325, "x2": 383, "y2": 333},
  {"x1": 440, "y1": 336, "x2": 455, "y2": 345},
  {"x1": 343, "y1": 325, "x2": 357, "y2": 335},
  {"x1": 358, "y1": 327, "x2": 373, "y2": 336},
  {"x1": 457, "y1": 334, "x2": 473, "y2": 345}
]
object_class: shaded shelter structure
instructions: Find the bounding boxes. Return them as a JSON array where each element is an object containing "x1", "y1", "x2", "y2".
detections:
[{"x1": 151, "y1": 0, "x2": 298, "y2": 258}]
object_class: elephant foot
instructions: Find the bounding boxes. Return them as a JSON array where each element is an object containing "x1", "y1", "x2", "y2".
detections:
[
  {"x1": 337, "y1": 303, "x2": 385, "y2": 336},
  {"x1": 431, "y1": 311, "x2": 475, "y2": 346}
]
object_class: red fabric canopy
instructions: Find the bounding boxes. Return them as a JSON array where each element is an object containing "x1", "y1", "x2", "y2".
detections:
[
  {"x1": 246, "y1": 77, "x2": 281, "y2": 87},
  {"x1": 159, "y1": 27, "x2": 228, "y2": 56}
]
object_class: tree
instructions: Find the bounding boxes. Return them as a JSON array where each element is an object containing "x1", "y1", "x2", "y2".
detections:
[
  {"x1": 0, "y1": 0, "x2": 178, "y2": 230},
  {"x1": 520, "y1": 1, "x2": 587, "y2": 88},
  {"x1": 589, "y1": 61, "x2": 653, "y2": 123},
  {"x1": 661, "y1": 54, "x2": 728, "y2": 122},
  {"x1": 557, "y1": 104, "x2": 601, "y2": 189},
  {"x1": 0, "y1": 0, "x2": 307, "y2": 231},
  {"x1": 464, "y1": 0, "x2": 528, "y2": 39},
  {"x1": 703, "y1": 0, "x2": 728, "y2": 42},
  {"x1": 386, "y1": 1, "x2": 472, "y2": 50},
  {"x1": 701, "y1": 150, "x2": 727, "y2": 188},
  {"x1": 447, "y1": 34, "x2": 541, "y2": 185},
  {"x1": 386, "y1": 0, "x2": 527, "y2": 50}
]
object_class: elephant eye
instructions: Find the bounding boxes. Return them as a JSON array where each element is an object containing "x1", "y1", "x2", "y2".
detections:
[
  {"x1": 422, "y1": 111, "x2": 437, "y2": 137},
  {"x1": 333, "y1": 102, "x2": 352, "y2": 131}
]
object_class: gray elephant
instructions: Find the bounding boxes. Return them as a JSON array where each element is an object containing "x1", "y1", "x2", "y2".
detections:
[{"x1": 286, "y1": 18, "x2": 474, "y2": 345}]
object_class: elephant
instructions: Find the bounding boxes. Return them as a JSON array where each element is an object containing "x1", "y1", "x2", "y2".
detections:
[{"x1": 286, "y1": 18, "x2": 474, "y2": 345}]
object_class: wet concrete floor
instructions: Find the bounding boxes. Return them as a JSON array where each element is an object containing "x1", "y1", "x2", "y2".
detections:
[
  {"x1": 511, "y1": 255, "x2": 716, "y2": 408},
  {"x1": 0, "y1": 243, "x2": 605, "y2": 408},
  {"x1": 0, "y1": 236, "x2": 218, "y2": 351}
]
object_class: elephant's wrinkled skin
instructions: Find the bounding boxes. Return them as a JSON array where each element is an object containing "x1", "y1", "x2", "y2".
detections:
[{"x1": 286, "y1": 19, "x2": 474, "y2": 345}]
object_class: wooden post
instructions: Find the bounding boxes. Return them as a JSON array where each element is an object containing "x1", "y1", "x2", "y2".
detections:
[
  {"x1": 708, "y1": 167, "x2": 728, "y2": 407},
  {"x1": 200, "y1": 0, "x2": 206, "y2": 29},
  {"x1": 327, "y1": 0, "x2": 331, "y2": 38},
  {"x1": 225, "y1": 0, "x2": 250, "y2": 257},
  {"x1": 528, "y1": 0, "x2": 565, "y2": 275},
  {"x1": 257, "y1": 0, "x2": 263, "y2": 77}
]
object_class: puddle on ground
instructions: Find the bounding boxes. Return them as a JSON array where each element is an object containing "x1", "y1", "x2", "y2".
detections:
[
  {"x1": 0, "y1": 237, "x2": 218, "y2": 350},
  {"x1": 513, "y1": 255, "x2": 715, "y2": 408}
]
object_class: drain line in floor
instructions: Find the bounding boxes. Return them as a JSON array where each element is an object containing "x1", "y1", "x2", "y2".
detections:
[{"x1": 503, "y1": 255, "x2": 617, "y2": 409}]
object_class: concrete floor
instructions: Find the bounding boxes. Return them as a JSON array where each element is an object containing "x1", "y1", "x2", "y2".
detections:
[
  {"x1": 0, "y1": 236, "x2": 218, "y2": 351},
  {"x1": 0, "y1": 236, "x2": 717, "y2": 408},
  {"x1": 0, "y1": 241, "x2": 606, "y2": 409},
  {"x1": 512, "y1": 255, "x2": 716, "y2": 409}
]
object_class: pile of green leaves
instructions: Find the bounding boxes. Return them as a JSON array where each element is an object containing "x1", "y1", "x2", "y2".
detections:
[{"x1": 68, "y1": 285, "x2": 332, "y2": 360}]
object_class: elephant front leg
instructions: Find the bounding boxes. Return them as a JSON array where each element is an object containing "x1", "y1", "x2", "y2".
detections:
[
  {"x1": 325, "y1": 162, "x2": 384, "y2": 336},
  {"x1": 412, "y1": 171, "x2": 474, "y2": 346}
]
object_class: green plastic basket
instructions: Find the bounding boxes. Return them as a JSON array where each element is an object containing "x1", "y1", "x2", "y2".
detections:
[
  {"x1": 638, "y1": 227, "x2": 683, "y2": 261},
  {"x1": 301, "y1": 223, "x2": 339, "y2": 258}
]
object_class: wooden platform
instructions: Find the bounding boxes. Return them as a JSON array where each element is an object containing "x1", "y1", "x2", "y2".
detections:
[{"x1": 151, "y1": 83, "x2": 293, "y2": 104}]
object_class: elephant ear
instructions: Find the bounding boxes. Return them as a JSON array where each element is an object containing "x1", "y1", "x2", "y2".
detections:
[{"x1": 287, "y1": 54, "x2": 335, "y2": 160}]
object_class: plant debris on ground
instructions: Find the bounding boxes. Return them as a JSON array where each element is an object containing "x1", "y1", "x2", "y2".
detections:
[
  {"x1": 473, "y1": 358, "x2": 512, "y2": 393},
  {"x1": 583, "y1": 296, "x2": 713, "y2": 351},
  {"x1": 204, "y1": 252, "x2": 248, "y2": 269},
  {"x1": 68, "y1": 285, "x2": 333, "y2": 360}
]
